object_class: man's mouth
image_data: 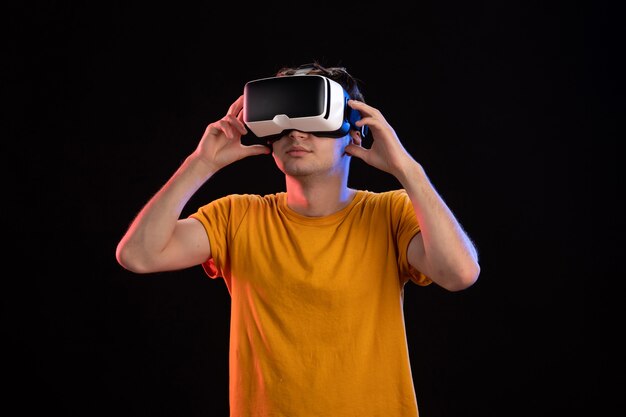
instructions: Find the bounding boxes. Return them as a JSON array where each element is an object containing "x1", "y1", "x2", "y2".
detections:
[{"x1": 286, "y1": 146, "x2": 312, "y2": 155}]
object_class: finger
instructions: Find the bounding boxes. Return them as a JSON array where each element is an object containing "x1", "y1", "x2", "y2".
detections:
[
  {"x1": 355, "y1": 116, "x2": 386, "y2": 134},
  {"x1": 349, "y1": 100, "x2": 387, "y2": 126},
  {"x1": 348, "y1": 99, "x2": 377, "y2": 116},
  {"x1": 354, "y1": 117, "x2": 372, "y2": 136},
  {"x1": 224, "y1": 114, "x2": 248, "y2": 135},
  {"x1": 344, "y1": 143, "x2": 369, "y2": 161},
  {"x1": 227, "y1": 95, "x2": 245, "y2": 116},
  {"x1": 216, "y1": 119, "x2": 237, "y2": 139},
  {"x1": 237, "y1": 107, "x2": 247, "y2": 127},
  {"x1": 234, "y1": 96, "x2": 249, "y2": 130},
  {"x1": 206, "y1": 122, "x2": 223, "y2": 137}
]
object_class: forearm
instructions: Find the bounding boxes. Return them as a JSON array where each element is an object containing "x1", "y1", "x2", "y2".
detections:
[
  {"x1": 397, "y1": 161, "x2": 480, "y2": 289},
  {"x1": 116, "y1": 153, "x2": 217, "y2": 270}
]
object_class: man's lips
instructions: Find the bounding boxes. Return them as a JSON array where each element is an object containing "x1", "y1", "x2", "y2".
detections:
[{"x1": 286, "y1": 146, "x2": 312, "y2": 155}]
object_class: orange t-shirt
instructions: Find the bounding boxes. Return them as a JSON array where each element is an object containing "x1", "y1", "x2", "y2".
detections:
[{"x1": 190, "y1": 189, "x2": 431, "y2": 417}]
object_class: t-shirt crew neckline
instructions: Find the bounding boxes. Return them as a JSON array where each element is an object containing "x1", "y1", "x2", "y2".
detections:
[{"x1": 277, "y1": 190, "x2": 366, "y2": 226}]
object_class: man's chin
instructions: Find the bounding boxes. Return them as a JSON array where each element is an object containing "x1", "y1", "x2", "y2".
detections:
[{"x1": 279, "y1": 162, "x2": 316, "y2": 177}]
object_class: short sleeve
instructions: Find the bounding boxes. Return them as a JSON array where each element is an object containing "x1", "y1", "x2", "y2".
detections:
[
  {"x1": 391, "y1": 190, "x2": 432, "y2": 286},
  {"x1": 188, "y1": 194, "x2": 250, "y2": 280}
]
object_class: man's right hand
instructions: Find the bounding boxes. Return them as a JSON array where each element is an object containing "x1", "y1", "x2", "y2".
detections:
[{"x1": 193, "y1": 95, "x2": 271, "y2": 172}]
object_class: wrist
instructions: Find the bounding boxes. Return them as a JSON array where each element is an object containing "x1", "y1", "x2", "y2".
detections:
[
  {"x1": 394, "y1": 158, "x2": 426, "y2": 186},
  {"x1": 184, "y1": 152, "x2": 221, "y2": 180}
]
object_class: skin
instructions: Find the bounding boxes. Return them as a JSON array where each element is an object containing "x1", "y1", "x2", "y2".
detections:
[{"x1": 116, "y1": 95, "x2": 480, "y2": 291}]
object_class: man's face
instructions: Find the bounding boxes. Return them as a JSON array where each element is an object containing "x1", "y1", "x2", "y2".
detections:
[{"x1": 271, "y1": 130, "x2": 351, "y2": 178}]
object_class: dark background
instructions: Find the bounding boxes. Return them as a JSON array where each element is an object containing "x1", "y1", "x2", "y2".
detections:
[{"x1": 6, "y1": 2, "x2": 622, "y2": 417}]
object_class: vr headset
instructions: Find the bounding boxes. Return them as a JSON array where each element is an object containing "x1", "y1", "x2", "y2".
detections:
[{"x1": 243, "y1": 74, "x2": 367, "y2": 142}]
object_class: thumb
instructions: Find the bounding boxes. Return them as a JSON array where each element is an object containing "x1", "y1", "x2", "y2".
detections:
[{"x1": 245, "y1": 144, "x2": 272, "y2": 157}]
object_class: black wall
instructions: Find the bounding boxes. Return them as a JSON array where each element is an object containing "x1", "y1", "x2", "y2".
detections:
[{"x1": 7, "y1": 2, "x2": 622, "y2": 417}]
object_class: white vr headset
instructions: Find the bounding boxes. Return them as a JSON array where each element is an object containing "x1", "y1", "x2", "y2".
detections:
[{"x1": 243, "y1": 74, "x2": 367, "y2": 141}]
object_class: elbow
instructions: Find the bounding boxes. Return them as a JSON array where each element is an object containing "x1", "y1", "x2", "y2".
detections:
[
  {"x1": 115, "y1": 242, "x2": 151, "y2": 274},
  {"x1": 115, "y1": 243, "x2": 135, "y2": 272},
  {"x1": 457, "y1": 261, "x2": 481, "y2": 291},
  {"x1": 441, "y1": 262, "x2": 481, "y2": 292}
]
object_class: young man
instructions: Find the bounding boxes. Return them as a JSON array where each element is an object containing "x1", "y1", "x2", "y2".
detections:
[{"x1": 116, "y1": 62, "x2": 480, "y2": 416}]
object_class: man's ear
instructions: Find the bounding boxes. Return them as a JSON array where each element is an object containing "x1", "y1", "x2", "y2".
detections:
[{"x1": 350, "y1": 130, "x2": 362, "y2": 146}]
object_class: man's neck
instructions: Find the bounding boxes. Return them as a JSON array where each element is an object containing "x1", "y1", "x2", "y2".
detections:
[{"x1": 285, "y1": 175, "x2": 356, "y2": 217}]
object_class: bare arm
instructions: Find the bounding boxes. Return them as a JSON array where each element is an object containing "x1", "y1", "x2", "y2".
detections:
[
  {"x1": 399, "y1": 164, "x2": 479, "y2": 291},
  {"x1": 116, "y1": 95, "x2": 270, "y2": 274},
  {"x1": 345, "y1": 100, "x2": 480, "y2": 291}
]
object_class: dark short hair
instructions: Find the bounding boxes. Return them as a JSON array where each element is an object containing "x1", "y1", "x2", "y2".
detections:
[{"x1": 275, "y1": 62, "x2": 365, "y2": 103}]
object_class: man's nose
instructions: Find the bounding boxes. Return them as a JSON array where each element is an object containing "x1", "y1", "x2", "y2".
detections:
[{"x1": 288, "y1": 130, "x2": 308, "y2": 140}]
